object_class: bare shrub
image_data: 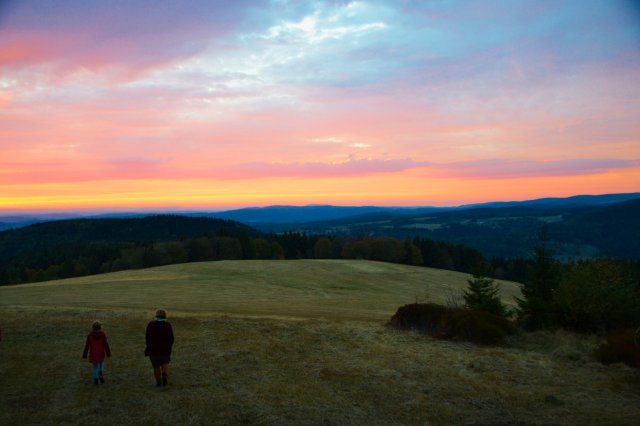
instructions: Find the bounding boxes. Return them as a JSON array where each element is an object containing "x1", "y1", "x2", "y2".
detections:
[
  {"x1": 448, "y1": 310, "x2": 516, "y2": 345},
  {"x1": 389, "y1": 303, "x2": 516, "y2": 345},
  {"x1": 594, "y1": 328, "x2": 640, "y2": 369}
]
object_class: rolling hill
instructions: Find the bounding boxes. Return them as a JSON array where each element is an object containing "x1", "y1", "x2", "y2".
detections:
[
  {"x1": 0, "y1": 215, "x2": 258, "y2": 285},
  {"x1": 0, "y1": 259, "x2": 522, "y2": 321},
  {"x1": 1, "y1": 260, "x2": 638, "y2": 425},
  {"x1": 266, "y1": 198, "x2": 640, "y2": 260},
  {"x1": 0, "y1": 215, "x2": 254, "y2": 259}
]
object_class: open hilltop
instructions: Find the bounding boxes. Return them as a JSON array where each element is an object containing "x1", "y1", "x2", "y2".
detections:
[
  {"x1": 1, "y1": 260, "x2": 638, "y2": 425},
  {"x1": 0, "y1": 260, "x2": 522, "y2": 321}
]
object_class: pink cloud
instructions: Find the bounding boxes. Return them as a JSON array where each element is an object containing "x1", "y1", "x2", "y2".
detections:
[
  {"x1": 433, "y1": 158, "x2": 640, "y2": 179},
  {"x1": 0, "y1": 1, "x2": 250, "y2": 80},
  {"x1": 217, "y1": 158, "x2": 433, "y2": 179},
  {"x1": 0, "y1": 37, "x2": 54, "y2": 66},
  {"x1": 0, "y1": 156, "x2": 433, "y2": 185},
  {"x1": 105, "y1": 156, "x2": 172, "y2": 179}
]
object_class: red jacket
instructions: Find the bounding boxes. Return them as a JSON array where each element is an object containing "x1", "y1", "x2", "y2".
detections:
[{"x1": 82, "y1": 330, "x2": 111, "y2": 363}]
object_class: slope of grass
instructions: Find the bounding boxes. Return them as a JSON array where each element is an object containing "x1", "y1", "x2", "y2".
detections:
[
  {"x1": 1, "y1": 260, "x2": 638, "y2": 425},
  {"x1": 0, "y1": 259, "x2": 521, "y2": 321}
]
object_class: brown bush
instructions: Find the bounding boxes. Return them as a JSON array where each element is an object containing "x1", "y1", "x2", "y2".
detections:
[
  {"x1": 448, "y1": 310, "x2": 516, "y2": 345},
  {"x1": 389, "y1": 303, "x2": 516, "y2": 345},
  {"x1": 389, "y1": 303, "x2": 442, "y2": 332},
  {"x1": 594, "y1": 328, "x2": 640, "y2": 369}
]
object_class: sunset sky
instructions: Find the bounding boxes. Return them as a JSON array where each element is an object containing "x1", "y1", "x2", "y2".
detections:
[{"x1": 1, "y1": 0, "x2": 639, "y2": 212}]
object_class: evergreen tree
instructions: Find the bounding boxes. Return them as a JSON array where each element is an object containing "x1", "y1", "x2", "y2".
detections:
[
  {"x1": 403, "y1": 239, "x2": 423, "y2": 266},
  {"x1": 463, "y1": 264, "x2": 508, "y2": 317},
  {"x1": 314, "y1": 237, "x2": 333, "y2": 259},
  {"x1": 517, "y1": 229, "x2": 560, "y2": 329}
]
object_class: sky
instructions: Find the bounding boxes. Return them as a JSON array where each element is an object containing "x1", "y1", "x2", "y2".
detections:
[{"x1": 1, "y1": 0, "x2": 639, "y2": 212}]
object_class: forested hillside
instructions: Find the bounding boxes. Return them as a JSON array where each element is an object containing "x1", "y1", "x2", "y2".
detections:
[
  {"x1": 0, "y1": 216, "x2": 255, "y2": 284},
  {"x1": 270, "y1": 198, "x2": 640, "y2": 260},
  {"x1": 3, "y1": 209, "x2": 639, "y2": 291},
  {"x1": 545, "y1": 198, "x2": 640, "y2": 259},
  {"x1": 0, "y1": 216, "x2": 484, "y2": 285}
]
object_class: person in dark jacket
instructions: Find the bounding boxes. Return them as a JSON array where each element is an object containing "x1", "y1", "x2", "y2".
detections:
[
  {"x1": 145, "y1": 309, "x2": 174, "y2": 387},
  {"x1": 82, "y1": 321, "x2": 111, "y2": 385}
]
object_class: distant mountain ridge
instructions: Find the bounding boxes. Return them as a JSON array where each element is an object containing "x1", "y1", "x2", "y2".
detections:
[
  {"x1": 468, "y1": 193, "x2": 640, "y2": 209},
  {"x1": 2, "y1": 192, "x2": 638, "y2": 230},
  {"x1": 205, "y1": 205, "x2": 449, "y2": 224},
  {"x1": 205, "y1": 193, "x2": 640, "y2": 225},
  {"x1": 269, "y1": 197, "x2": 640, "y2": 260},
  {"x1": 47, "y1": 194, "x2": 640, "y2": 260}
]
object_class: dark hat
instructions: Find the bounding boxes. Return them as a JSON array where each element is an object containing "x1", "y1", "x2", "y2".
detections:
[
  {"x1": 155, "y1": 309, "x2": 167, "y2": 319},
  {"x1": 92, "y1": 321, "x2": 102, "y2": 331}
]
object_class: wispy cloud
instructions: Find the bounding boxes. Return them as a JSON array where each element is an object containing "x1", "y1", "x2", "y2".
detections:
[
  {"x1": 309, "y1": 137, "x2": 346, "y2": 144},
  {"x1": 434, "y1": 158, "x2": 640, "y2": 179},
  {"x1": 218, "y1": 157, "x2": 432, "y2": 179},
  {"x1": 0, "y1": 0, "x2": 248, "y2": 74}
]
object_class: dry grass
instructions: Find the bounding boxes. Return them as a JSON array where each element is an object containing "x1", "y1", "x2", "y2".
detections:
[
  {"x1": 1, "y1": 260, "x2": 639, "y2": 425},
  {"x1": 0, "y1": 260, "x2": 521, "y2": 321}
]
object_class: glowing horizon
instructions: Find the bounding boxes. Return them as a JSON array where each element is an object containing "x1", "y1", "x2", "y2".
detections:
[{"x1": 1, "y1": 1, "x2": 639, "y2": 212}]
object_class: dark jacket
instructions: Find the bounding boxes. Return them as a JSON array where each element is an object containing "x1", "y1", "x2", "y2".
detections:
[
  {"x1": 145, "y1": 320, "x2": 174, "y2": 357},
  {"x1": 82, "y1": 330, "x2": 111, "y2": 363}
]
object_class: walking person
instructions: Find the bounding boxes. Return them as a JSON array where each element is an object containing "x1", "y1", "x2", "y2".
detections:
[
  {"x1": 145, "y1": 309, "x2": 174, "y2": 387},
  {"x1": 82, "y1": 321, "x2": 111, "y2": 385}
]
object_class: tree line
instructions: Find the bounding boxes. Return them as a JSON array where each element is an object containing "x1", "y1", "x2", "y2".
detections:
[
  {"x1": 1, "y1": 216, "x2": 639, "y2": 333},
  {"x1": 461, "y1": 237, "x2": 640, "y2": 333},
  {"x1": 0, "y1": 229, "x2": 486, "y2": 285}
]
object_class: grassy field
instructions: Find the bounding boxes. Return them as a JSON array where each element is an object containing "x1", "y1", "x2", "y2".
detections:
[
  {"x1": 0, "y1": 260, "x2": 523, "y2": 321},
  {"x1": 1, "y1": 260, "x2": 638, "y2": 425}
]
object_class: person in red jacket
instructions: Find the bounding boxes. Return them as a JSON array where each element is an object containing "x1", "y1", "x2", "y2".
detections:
[
  {"x1": 82, "y1": 321, "x2": 111, "y2": 385},
  {"x1": 145, "y1": 309, "x2": 174, "y2": 387}
]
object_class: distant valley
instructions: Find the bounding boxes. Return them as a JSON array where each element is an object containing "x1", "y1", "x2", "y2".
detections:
[
  {"x1": 1, "y1": 192, "x2": 639, "y2": 261},
  {"x1": 255, "y1": 196, "x2": 640, "y2": 260}
]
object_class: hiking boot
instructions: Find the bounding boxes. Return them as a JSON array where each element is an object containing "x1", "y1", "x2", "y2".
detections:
[
  {"x1": 161, "y1": 373, "x2": 168, "y2": 387},
  {"x1": 156, "y1": 379, "x2": 162, "y2": 387},
  {"x1": 99, "y1": 375, "x2": 105, "y2": 384},
  {"x1": 94, "y1": 378, "x2": 99, "y2": 386}
]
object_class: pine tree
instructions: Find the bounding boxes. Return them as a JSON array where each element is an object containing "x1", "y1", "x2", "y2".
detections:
[
  {"x1": 517, "y1": 229, "x2": 560, "y2": 329},
  {"x1": 463, "y1": 265, "x2": 508, "y2": 317}
]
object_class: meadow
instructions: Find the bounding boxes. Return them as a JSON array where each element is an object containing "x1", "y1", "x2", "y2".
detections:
[{"x1": 0, "y1": 260, "x2": 638, "y2": 425}]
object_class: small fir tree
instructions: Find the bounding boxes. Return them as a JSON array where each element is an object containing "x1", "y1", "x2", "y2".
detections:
[{"x1": 463, "y1": 264, "x2": 508, "y2": 317}]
